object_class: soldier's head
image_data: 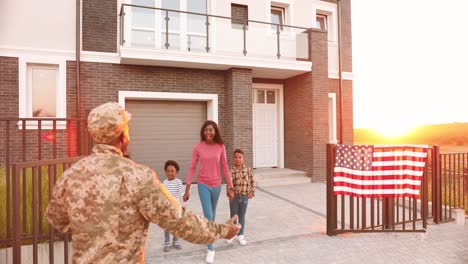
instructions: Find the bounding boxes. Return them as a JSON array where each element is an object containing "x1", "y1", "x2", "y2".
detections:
[{"x1": 87, "y1": 102, "x2": 131, "y2": 153}]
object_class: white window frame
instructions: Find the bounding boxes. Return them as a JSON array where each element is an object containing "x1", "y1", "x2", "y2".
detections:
[
  {"x1": 270, "y1": 6, "x2": 285, "y2": 31},
  {"x1": 316, "y1": 13, "x2": 328, "y2": 31},
  {"x1": 18, "y1": 56, "x2": 67, "y2": 129},
  {"x1": 328, "y1": 93, "x2": 337, "y2": 144},
  {"x1": 314, "y1": 1, "x2": 337, "y2": 44},
  {"x1": 267, "y1": 0, "x2": 294, "y2": 38}
]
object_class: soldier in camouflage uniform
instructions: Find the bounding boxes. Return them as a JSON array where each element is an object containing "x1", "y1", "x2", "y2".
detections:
[{"x1": 46, "y1": 102, "x2": 240, "y2": 264}]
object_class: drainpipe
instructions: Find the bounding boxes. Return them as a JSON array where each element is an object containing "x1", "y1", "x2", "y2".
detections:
[
  {"x1": 337, "y1": 0, "x2": 343, "y2": 144},
  {"x1": 76, "y1": 0, "x2": 82, "y2": 154}
]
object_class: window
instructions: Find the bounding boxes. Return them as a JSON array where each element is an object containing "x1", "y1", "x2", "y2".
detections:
[
  {"x1": 316, "y1": 14, "x2": 328, "y2": 31},
  {"x1": 231, "y1": 4, "x2": 248, "y2": 27},
  {"x1": 18, "y1": 58, "x2": 66, "y2": 129},
  {"x1": 271, "y1": 6, "x2": 285, "y2": 31},
  {"x1": 187, "y1": 0, "x2": 207, "y2": 51},
  {"x1": 131, "y1": 0, "x2": 156, "y2": 48},
  {"x1": 266, "y1": 90, "x2": 276, "y2": 104},
  {"x1": 161, "y1": 0, "x2": 181, "y2": 49},
  {"x1": 254, "y1": 90, "x2": 276, "y2": 104},
  {"x1": 128, "y1": 0, "x2": 208, "y2": 50},
  {"x1": 28, "y1": 64, "x2": 59, "y2": 117}
]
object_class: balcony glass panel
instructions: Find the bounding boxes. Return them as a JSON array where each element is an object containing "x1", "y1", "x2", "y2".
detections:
[
  {"x1": 122, "y1": 4, "x2": 309, "y2": 61},
  {"x1": 132, "y1": 29, "x2": 155, "y2": 48},
  {"x1": 132, "y1": 0, "x2": 155, "y2": 28},
  {"x1": 212, "y1": 17, "x2": 243, "y2": 56},
  {"x1": 187, "y1": 35, "x2": 206, "y2": 52}
]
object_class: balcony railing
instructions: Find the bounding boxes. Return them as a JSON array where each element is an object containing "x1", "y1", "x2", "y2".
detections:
[{"x1": 119, "y1": 4, "x2": 311, "y2": 61}]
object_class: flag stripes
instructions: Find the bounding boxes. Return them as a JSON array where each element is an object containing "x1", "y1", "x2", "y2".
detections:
[{"x1": 333, "y1": 144, "x2": 428, "y2": 198}]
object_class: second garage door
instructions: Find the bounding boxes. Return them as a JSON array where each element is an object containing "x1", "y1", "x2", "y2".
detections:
[{"x1": 126, "y1": 100, "x2": 207, "y2": 183}]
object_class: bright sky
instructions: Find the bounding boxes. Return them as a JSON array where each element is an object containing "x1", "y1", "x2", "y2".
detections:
[{"x1": 351, "y1": 0, "x2": 468, "y2": 133}]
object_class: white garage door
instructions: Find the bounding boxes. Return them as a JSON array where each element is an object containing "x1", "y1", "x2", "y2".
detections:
[{"x1": 126, "y1": 100, "x2": 207, "y2": 183}]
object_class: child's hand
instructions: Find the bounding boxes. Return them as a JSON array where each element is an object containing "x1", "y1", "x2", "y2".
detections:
[
  {"x1": 183, "y1": 192, "x2": 190, "y2": 202},
  {"x1": 248, "y1": 193, "x2": 254, "y2": 199},
  {"x1": 227, "y1": 191, "x2": 235, "y2": 201}
]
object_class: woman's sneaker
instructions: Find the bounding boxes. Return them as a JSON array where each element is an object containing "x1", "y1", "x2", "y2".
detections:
[
  {"x1": 237, "y1": 235, "x2": 247, "y2": 246},
  {"x1": 163, "y1": 243, "x2": 171, "y2": 252},
  {"x1": 205, "y1": 250, "x2": 215, "y2": 263}
]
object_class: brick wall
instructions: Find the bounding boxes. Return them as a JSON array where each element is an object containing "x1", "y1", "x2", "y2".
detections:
[
  {"x1": 316, "y1": 0, "x2": 352, "y2": 72},
  {"x1": 224, "y1": 68, "x2": 253, "y2": 167},
  {"x1": 0, "y1": 56, "x2": 18, "y2": 117},
  {"x1": 0, "y1": 57, "x2": 82, "y2": 164},
  {"x1": 284, "y1": 29, "x2": 329, "y2": 181},
  {"x1": 284, "y1": 72, "x2": 314, "y2": 174},
  {"x1": 0, "y1": 123, "x2": 79, "y2": 163},
  {"x1": 66, "y1": 61, "x2": 228, "y2": 118},
  {"x1": 82, "y1": 0, "x2": 117, "y2": 53},
  {"x1": 231, "y1": 4, "x2": 248, "y2": 25},
  {"x1": 340, "y1": 0, "x2": 353, "y2": 72},
  {"x1": 66, "y1": 61, "x2": 253, "y2": 170}
]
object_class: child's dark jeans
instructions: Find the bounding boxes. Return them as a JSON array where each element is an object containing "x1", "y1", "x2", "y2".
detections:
[
  {"x1": 229, "y1": 195, "x2": 249, "y2": 235},
  {"x1": 164, "y1": 231, "x2": 178, "y2": 245}
]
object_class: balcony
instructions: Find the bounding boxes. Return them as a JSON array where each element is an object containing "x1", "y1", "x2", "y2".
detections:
[{"x1": 119, "y1": 4, "x2": 312, "y2": 79}]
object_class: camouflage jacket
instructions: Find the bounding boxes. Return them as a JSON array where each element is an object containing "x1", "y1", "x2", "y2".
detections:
[{"x1": 46, "y1": 144, "x2": 229, "y2": 264}]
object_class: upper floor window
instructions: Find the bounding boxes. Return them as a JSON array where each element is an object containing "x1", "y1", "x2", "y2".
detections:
[
  {"x1": 128, "y1": 0, "x2": 207, "y2": 50},
  {"x1": 271, "y1": 6, "x2": 285, "y2": 31},
  {"x1": 231, "y1": 3, "x2": 248, "y2": 27},
  {"x1": 18, "y1": 58, "x2": 67, "y2": 129},
  {"x1": 316, "y1": 14, "x2": 328, "y2": 31},
  {"x1": 28, "y1": 64, "x2": 58, "y2": 117}
]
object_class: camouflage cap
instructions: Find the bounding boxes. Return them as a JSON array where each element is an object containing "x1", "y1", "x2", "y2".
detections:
[{"x1": 87, "y1": 102, "x2": 131, "y2": 144}]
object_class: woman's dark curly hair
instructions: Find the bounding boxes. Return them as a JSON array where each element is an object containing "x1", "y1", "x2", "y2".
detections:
[
  {"x1": 164, "y1": 160, "x2": 180, "y2": 172},
  {"x1": 200, "y1": 120, "x2": 224, "y2": 145}
]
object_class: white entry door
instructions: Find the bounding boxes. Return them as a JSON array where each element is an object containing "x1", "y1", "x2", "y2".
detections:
[{"x1": 253, "y1": 89, "x2": 278, "y2": 168}]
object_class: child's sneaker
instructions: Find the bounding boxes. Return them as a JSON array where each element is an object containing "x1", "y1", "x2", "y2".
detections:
[
  {"x1": 173, "y1": 241, "x2": 182, "y2": 250},
  {"x1": 226, "y1": 235, "x2": 236, "y2": 244},
  {"x1": 205, "y1": 250, "x2": 215, "y2": 263},
  {"x1": 163, "y1": 243, "x2": 171, "y2": 252},
  {"x1": 237, "y1": 235, "x2": 247, "y2": 246}
]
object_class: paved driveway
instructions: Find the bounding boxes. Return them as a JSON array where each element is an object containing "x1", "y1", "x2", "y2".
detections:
[{"x1": 144, "y1": 182, "x2": 468, "y2": 264}]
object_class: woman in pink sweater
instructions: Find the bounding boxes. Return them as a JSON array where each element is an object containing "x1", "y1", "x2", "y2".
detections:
[{"x1": 183, "y1": 120, "x2": 234, "y2": 263}]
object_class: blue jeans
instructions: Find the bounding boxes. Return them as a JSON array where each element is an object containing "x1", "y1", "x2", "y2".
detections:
[
  {"x1": 198, "y1": 183, "x2": 221, "y2": 251},
  {"x1": 164, "y1": 230, "x2": 178, "y2": 244},
  {"x1": 229, "y1": 195, "x2": 248, "y2": 235}
]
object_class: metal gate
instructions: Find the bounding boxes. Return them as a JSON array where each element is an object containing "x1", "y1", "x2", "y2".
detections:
[{"x1": 326, "y1": 144, "x2": 467, "y2": 235}]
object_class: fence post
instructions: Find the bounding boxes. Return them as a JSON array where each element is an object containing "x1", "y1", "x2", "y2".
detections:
[
  {"x1": 326, "y1": 144, "x2": 337, "y2": 235},
  {"x1": 383, "y1": 198, "x2": 394, "y2": 229},
  {"x1": 432, "y1": 145, "x2": 441, "y2": 224},
  {"x1": 12, "y1": 164, "x2": 21, "y2": 264}
]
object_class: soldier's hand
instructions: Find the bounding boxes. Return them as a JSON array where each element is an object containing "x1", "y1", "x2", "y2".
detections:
[
  {"x1": 183, "y1": 192, "x2": 190, "y2": 202},
  {"x1": 248, "y1": 193, "x2": 254, "y2": 199},
  {"x1": 224, "y1": 215, "x2": 241, "y2": 239}
]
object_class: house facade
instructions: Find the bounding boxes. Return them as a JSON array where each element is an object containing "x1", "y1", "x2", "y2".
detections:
[{"x1": 0, "y1": 0, "x2": 354, "y2": 182}]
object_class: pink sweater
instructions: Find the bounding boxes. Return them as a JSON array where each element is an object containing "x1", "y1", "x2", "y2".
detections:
[{"x1": 186, "y1": 142, "x2": 233, "y2": 188}]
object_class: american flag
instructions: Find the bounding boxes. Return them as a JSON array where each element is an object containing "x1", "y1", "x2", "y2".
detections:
[{"x1": 333, "y1": 144, "x2": 428, "y2": 198}]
